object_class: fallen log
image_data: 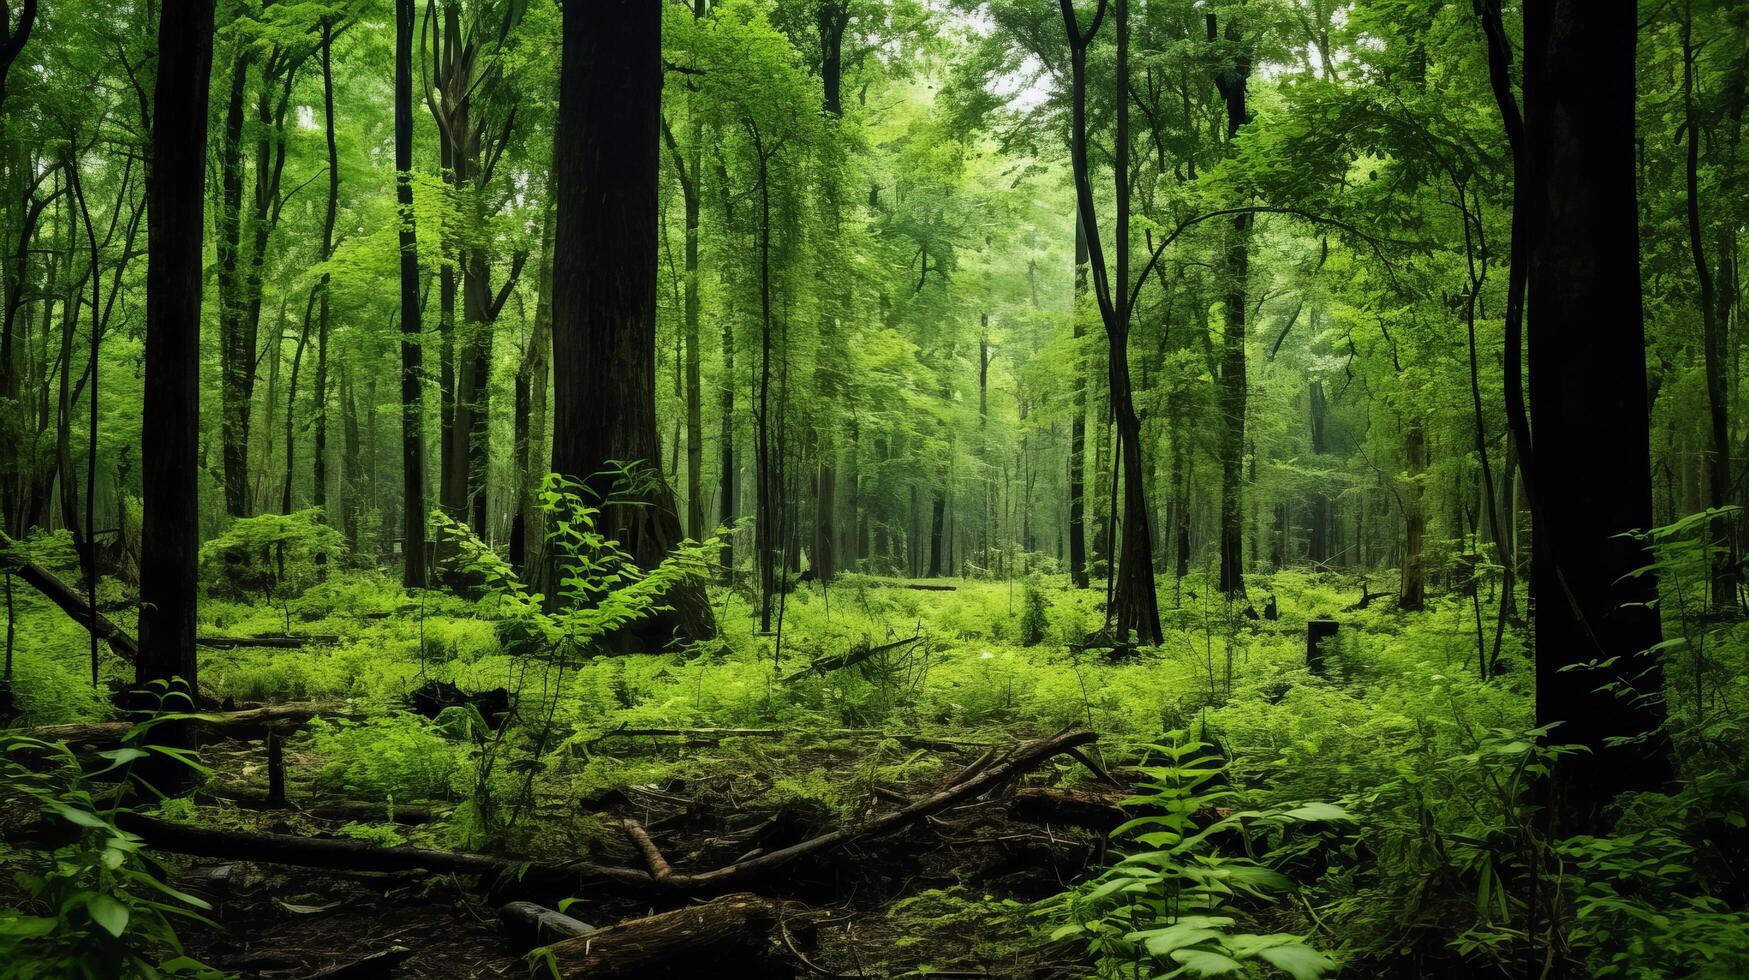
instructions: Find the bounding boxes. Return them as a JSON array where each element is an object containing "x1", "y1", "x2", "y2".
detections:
[
  {"x1": 12, "y1": 702, "x2": 334, "y2": 745},
  {"x1": 542, "y1": 892, "x2": 803, "y2": 978},
  {"x1": 584, "y1": 725, "x2": 988, "y2": 753},
  {"x1": 115, "y1": 812, "x2": 655, "y2": 888},
  {"x1": 1007, "y1": 786, "x2": 1128, "y2": 832},
  {"x1": 781, "y1": 634, "x2": 921, "y2": 684},
  {"x1": 500, "y1": 901, "x2": 597, "y2": 948},
  {"x1": 118, "y1": 728, "x2": 1100, "y2": 896},
  {"x1": 0, "y1": 541, "x2": 139, "y2": 660},
  {"x1": 198, "y1": 633, "x2": 339, "y2": 650},
  {"x1": 1, "y1": 546, "x2": 336, "y2": 660}
]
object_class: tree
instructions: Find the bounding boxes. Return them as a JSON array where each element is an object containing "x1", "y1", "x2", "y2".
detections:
[
  {"x1": 1059, "y1": 0, "x2": 1163, "y2": 647},
  {"x1": 138, "y1": 0, "x2": 216, "y2": 708},
  {"x1": 553, "y1": 0, "x2": 713, "y2": 642},
  {"x1": 1521, "y1": 0, "x2": 1670, "y2": 829},
  {"x1": 396, "y1": 0, "x2": 427, "y2": 589}
]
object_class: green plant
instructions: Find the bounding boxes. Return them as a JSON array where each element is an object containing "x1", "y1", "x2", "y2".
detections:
[
  {"x1": 0, "y1": 706, "x2": 225, "y2": 978},
  {"x1": 199, "y1": 509, "x2": 344, "y2": 631},
  {"x1": 1018, "y1": 579, "x2": 1049, "y2": 647},
  {"x1": 1041, "y1": 733, "x2": 1342, "y2": 979}
]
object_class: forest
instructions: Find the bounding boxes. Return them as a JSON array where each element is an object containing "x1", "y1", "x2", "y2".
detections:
[{"x1": 1, "y1": 0, "x2": 1747, "y2": 976}]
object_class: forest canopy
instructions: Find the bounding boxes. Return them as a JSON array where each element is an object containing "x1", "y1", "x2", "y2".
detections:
[{"x1": 2, "y1": 0, "x2": 1748, "y2": 977}]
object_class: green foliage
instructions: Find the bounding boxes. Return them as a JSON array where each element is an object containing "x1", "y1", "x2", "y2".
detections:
[
  {"x1": 198, "y1": 510, "x2": 344, "y2": 627},
  {"x1": 305, "y1": 715, "x2": 466, "y2": 801},
  {"x1": 0, "y1": 712, "x2": 223, "y2": 978},
  {"x1": 1041, "y1": 733, "x2": 1343, "y2": 979}
]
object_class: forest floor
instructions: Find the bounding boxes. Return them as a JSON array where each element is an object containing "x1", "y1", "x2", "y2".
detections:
[{"x1": 3, "y1": 549, "x2": 1544, "y2": 977}]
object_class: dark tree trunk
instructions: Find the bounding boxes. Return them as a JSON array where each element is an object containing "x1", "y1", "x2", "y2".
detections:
[
  {"x1": 396, "y1": 0, "x2": 427, "y2": 589},
  {"x1": 1211, "y1": 11, "x2": 1251, "y2": 598},
  {"x1": 1399, "y1": 418, "x2": 1426, "y2": 612},
  {"x1": 1308, "y1": 380, "x2": 1330, "y2": 566},
  {"x1": 553, "y1": 0, "x2": 713, "y2": 642},
  {"x1": 312, "y1": 19, "x2": 339, "y2": 515},
  {"x1": 1524, "y1": 0, "x2": 1670, "y2": 828},
  {"x1": 215, "y1": 51, "x2": 252, "y2": 518},
  {"x1": 1068, "y1": 208, "x2": 1089, "y2": 588},
  {"x1": 139, "y1": 0, "x2": 216, "y2": 718}
]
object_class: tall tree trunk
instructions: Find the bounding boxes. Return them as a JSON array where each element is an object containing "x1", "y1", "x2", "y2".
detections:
[
  {"x1": 1399, "y1": 417, "x2": 1426, "y2": 611},
  {"x1": 512, "y1": 203, "x2": 554, "y2": 577},
  {"x1": 215, "y1": 50, "x2": 252, "y2": 518},
  {"x1": 139, "y1": 0, "x2": 215, "y2": 720},
  {"x1": 1307, "y1": 380, "x2": 1330, "y2": 565},
  {"x1": 312, "y1": 18, "x2": 340, "y2": 516},
  {"x1": 1068, "y1": 208, "x2": 1089, "y2": 588},
  {"x1": 396, "y1": 0, "x2": 427, "y2": 589},
  {"x1": 553, "y1": 0, "x2": 713, "y2": 642},
  {"x1": 1682, "y1": 3, "x2": 1736, "y2": 608},
  {"x1": 1211, "y1": 10, "x2": 1251, "y2": 598},
  {"x1": 1524, "y1": 0, "x2": 1670, "y2": 829}
]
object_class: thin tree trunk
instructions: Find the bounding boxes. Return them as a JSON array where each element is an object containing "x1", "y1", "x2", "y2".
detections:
[{"x1": 396, "y1": 0, "x2": 427, "y2": 588}]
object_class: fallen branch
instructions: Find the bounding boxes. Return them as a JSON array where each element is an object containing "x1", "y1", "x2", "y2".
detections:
[
  {"x1": 0, "y1": 543, "x2": 139, "y2": 660},
  {"x1": 12, "y1": 702, "x2": 336, "y2": 745},
  {"x1": 781, "y1": 634, "x2": 921, "y2": 684},
  {"x1": 621, "y1": 818, "x2": 673, "y2": 880},
  {"x1": 500, "y1": 901, "x2": 597, "y2": 948},
  {"x1": 542, "y1": 892, "x2": 804, "y2": 978},
  {"x1": 585, "y1": 726, "x2": 989, "y2": 753},
  {"x1": 305, "y1": 945, "x2": 414, "y2": 979},
  {"x1": 0, "y1": 547, "x2": 336, "y2": 659}
]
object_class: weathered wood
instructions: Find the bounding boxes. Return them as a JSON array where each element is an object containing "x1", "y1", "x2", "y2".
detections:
[
  {"x1": 621, "y1": 818, "x2": 673, "y2": 879},
  {"x1": 12, "y1": 702, "x2": 333, "y2": 744},
  {"x1": 500, "y1": 901, "x2": 597, "y2": 948},
  {"x1": 781, "y1": 634, "x2": 920, "y2": 683},
  {"x1": 1007, "y1": 786, "x2": 1127, "y2": 831},
  {"x1": 543, "y1": 892, "x2": 801, "y2": 978}
]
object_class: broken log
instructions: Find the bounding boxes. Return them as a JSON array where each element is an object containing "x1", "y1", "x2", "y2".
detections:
[
  {"x1": 621, "y1": 818, "x2": 673, "y2": 880},
  {"x1": 1007, "y1": 786, "x2": 1127, "y2": 832},
  {"x1": 542, "y1": 892, "x2": 802, "y2": 978},
  {"x1": 12, "y1": 702, "x2": 334, "y2": 745},
  {"x1": 500, "y1": 901, "x2": 598, "y2": 948},
  {"x1": 781, "y1": 634, "x2": 921, "y2": 684}
]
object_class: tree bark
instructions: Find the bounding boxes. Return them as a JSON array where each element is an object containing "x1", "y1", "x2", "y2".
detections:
[
  {"x1": 139, "y1": 0, "x2": 215, "y2": 758},
  {"x1": 396, "y1": 0, "x2": 427, "y2": 588},
  {"x1": 552, "y1": 0, "x2": 713, "y2": 642},
  {"x1": 1524, "y1": 0, "x2": 1670, "y2": 829}
]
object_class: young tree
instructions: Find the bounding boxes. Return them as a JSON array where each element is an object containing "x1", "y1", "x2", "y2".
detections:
[
  {"x1": 138, "y1": 0, "x2": 216, "y2": 704},
  {"x1": 553, "y1": 0, "x2": 713, "y2": 641}
]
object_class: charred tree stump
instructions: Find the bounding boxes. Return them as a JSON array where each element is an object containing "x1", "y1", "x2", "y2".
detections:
[{"x1": 1307, "y1": 617, "x2": 1339, "y2": 676}]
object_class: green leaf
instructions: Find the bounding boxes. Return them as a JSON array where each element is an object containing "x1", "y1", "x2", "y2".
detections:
[
  {"x1": 1170, "y1": 948, "x2": 1244, "y2": 975},
  {"x1": 1258, "y1": 944, "x2": 1337, "y2": 979},
  {"x1": 89, "y1": 894, "x2": 130, "y2": 938}
]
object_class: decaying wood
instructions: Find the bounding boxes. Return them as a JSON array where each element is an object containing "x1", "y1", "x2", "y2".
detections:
[
  {"x1": 781, "y1": 634, "x2": 921, "y2": 683},
  {"x1": 621, "y1": 818, "x2": 673, "y2": 879},
  {"x1": 1007, "y1": 786, "x2": 1128, "y2": 831},
  {"x1": 543, "y1": 892, "x2": 802, "y2": 978},
  {"x1": 13, "y1": 702, "x2": 333, "y2": 745},
  {"x1": 117, "y1": 728, "x2": 1102, "y2": 896},
  {"x1": 500, "y1": 901, "x2": 597, "y2": 948}
]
